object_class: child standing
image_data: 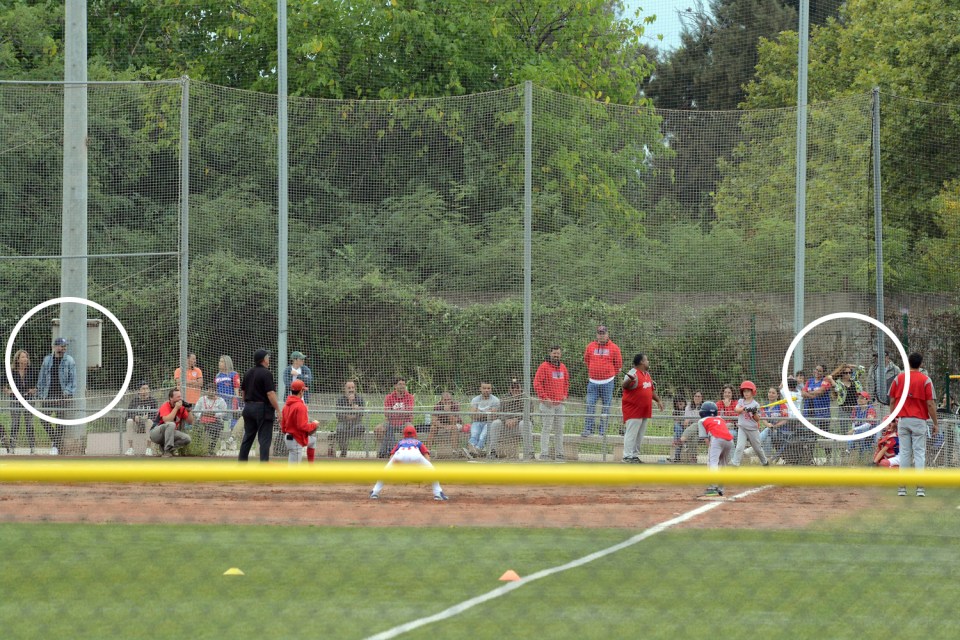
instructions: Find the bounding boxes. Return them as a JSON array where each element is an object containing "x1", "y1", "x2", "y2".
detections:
[
  {"x1": 370, "y1": 425, "x2": 449, "y2": 501},
  {"x1": 699, "y1": 401, "x2": 732, "y2": 497},
  {"x1": 848, "y1": 391, "x2": 878, "y2": 462},
  {"x1": 732, "y1": 380, "x2": 769, "y2": 466},
  {"x1": 671, "y1": 396, "x2": 687, "y2": 463},
  {"x1": 280, "y1": 379, "x2": 319, "y2": 463}
]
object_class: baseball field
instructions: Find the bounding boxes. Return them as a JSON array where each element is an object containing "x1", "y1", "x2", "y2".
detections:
[{"x1": 1, "y1": 462, "x2": 958, "y2": 639}]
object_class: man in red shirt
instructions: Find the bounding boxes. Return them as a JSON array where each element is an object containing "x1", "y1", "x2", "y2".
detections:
[
  {"x1": 281, "y1": 379, "x2": 319, "y2": 463},
  {"x1": 379, "y1": 377, "x2": 415, "y2": 458},
  {"x1": 621, "y1": 353, "x2": 664, "y2": 463},
  {"x1": 149, "y1": 388, "x2": 194, "y2": 457},
  {"x1": 582, "y1": 324, "x2": 623, "y2": 437},
  {"x1": 888, "y1": 352, "x2": 939, "y2": 497},
  {"x1": 533, "y1": 346, "x2": 569, "y2": 461}
]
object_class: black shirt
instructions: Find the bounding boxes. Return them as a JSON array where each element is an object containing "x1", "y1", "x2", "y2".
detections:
[
  {"x1": 241, "y1": 365, "x2": 276, "y2": 403},
  {"x1": 11, "y1": 367, "x2": 37, "y2": 399}
]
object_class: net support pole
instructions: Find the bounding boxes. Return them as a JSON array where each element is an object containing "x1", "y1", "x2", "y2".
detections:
[
  {"x1": 871, "y1": 87, "x2": 886, "y2": 395},
  {"x1": 522, "y1": 81, "x2": 533, "y2": 435},
  {"x1": 178, "y1": 77, "x2": 190, "y2": 400},
  {"x1": 277, "y1": 0, "x2": 289, "y2": 394},
  {"x1": 62, "y1": 0, "x2": 88, "y2": 436},
  {"x1": 792, "y1": 0, "x2": 810, "y2": 373}
]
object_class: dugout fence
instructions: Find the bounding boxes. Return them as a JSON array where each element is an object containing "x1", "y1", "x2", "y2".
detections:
[{"x1": 0, "y1": 79, "x2": 957, "y2": 463}]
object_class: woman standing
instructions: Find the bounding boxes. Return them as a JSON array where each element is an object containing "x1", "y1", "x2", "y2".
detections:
[
  {"x1": 215, "y1": 355, "x2": 242, "y2": 438},
  {"x1": 6, "y1": 350, "x2": 37, "y2": 454}
]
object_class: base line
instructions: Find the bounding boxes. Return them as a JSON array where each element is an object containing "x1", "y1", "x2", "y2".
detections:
[{"x1": 367, "y1": 485, "x2": 773, "y2": 639}]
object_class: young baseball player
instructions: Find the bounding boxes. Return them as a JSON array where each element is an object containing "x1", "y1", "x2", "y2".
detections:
[
  {"x1": 874, "y1": 419, "x2": 900, "y2": 468},
  {"x1": 732, "y1": 380, "x2": 769, "y2": 466},
  {"x1": 699, "y1": 401, "x2": 732, "y2": 497},
  {"x1": 370, "y1": 424, "x2": 449, "y2": 501},
  {"x1": 280, "y1": 379, "x2": 319, "y2": 463}
]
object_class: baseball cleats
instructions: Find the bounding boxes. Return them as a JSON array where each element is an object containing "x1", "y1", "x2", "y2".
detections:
[
  {"x1": 434, "y1": 492, "x2": 449, "y2": 501},
  {"x1": 897, "y1": 486, "x2": 907, "y2": 497},
  {"x1": 704, "y1": 487, "x2": 720, "y2": 497},
  {"x1": 916, "y1": 487, "x2": 925, "y2": 497},
  {"x1": 622, "y1": 457, "x2": 641, "y2": 464},
  {"x1": 369, "y1": 491, "x2": 379, "y2": 500}
]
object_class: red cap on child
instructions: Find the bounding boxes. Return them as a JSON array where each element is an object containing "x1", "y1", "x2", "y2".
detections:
[
  {"x1": 403, "y1": 425, "x2": 417, "y2": 438},
  {"x1": 290, "y1": 379, "x2": 307, "y2": 393}
]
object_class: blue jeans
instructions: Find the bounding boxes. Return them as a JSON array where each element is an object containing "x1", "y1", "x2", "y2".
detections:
[
  {"x1": 470, "y1": 421, "x2": 491, "y2": 450},
  {"x1": 583, "y1": 380, "x2": 614, "y2": 435}
]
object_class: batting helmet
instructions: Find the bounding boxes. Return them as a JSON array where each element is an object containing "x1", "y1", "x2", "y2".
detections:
[
  {"x1": 739, "y1": 380, "x2": 757, "y2": 393},
  {"x1": 699, "y1": 401, "x2": 719, "y2": 418}
]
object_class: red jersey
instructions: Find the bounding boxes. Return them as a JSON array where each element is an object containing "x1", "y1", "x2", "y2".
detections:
[
  {"x1": 281, "y1": 394, "x2": 315, "y2": 446},
  {"x1": 384, "y1": 391, "x2": 415, "y2": 427},
  {"x1": 583, "y1": 340, "x2": 623, "y2": 381},
  {"x1": 888, "y1": 370, "x2": 934, "y2": 420},
  {"x1": 621, "y1": 369, "x2": 655, "y2": 420},
  {"x1": 158, "y1": 401, "x2": 190, "y2": 430},
  {"x1": 716, "y1": 400, "x2": 738, "y2": 420},
  {"x1": 534, "y1": 360, "x2": 569, "y2": 402},
  {"x1": 875, "y1": 430, "x2": 899, "y2": 461},
  {"x1": 702, "y1": 416, "x2": 733, "y2": 441}
]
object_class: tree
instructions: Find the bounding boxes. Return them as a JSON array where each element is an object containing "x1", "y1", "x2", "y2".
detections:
[{"x1": 742, "y1": 0, "x2": 960, "y2": 269}]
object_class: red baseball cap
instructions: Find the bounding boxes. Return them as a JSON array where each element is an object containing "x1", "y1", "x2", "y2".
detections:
[
  {"x1": 290, "y1": 379, "x2": 308, "y2": 393},
  {"x1": 403, "y1": 425, "x2": 417, "y2": 438},
  {"x1": 858, "y1": 391, "x2": 870, "y2": 399}
]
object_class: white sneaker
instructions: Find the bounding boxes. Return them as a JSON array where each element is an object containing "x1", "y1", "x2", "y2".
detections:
[
  {"x1": 50, "y1": 446, "x2": 58, "y2": 456},
  {"x1": 125, "y1": 448, "x2": 135, "y2": 456},
  {"x1": 144, "y1": 448, "x2": 154, "y2": 457}
]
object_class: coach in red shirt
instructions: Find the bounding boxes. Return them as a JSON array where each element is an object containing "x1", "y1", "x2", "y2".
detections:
[
  {"x1": 621, "y1": 353, "x2": 664, "y2": 463},
  {"x1": 534, "y1": 346, "x2": 569, "y2": 461},
  {"x1": 582, "y1": 325, "x2": 623, "y2": 437},
  {"x1": 888, "y1": 352, "x2": 939, "y2": 497}
]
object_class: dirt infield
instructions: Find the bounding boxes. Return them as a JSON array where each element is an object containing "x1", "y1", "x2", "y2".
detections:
[{"x1": 0, "y1": 482, "x2": 885, "y2": 529}]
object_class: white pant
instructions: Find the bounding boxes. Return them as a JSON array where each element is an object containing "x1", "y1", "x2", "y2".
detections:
[
  {"x1": 732, "y1": 427, "x2": 768, "y2": 466},
  {"x1": 897, "y1": 417, "x2": 929, "y2": 471},
  {"x1": 539, "y1": 402, "x2": 565, "y2": 459},
  {"x1": 283, "y1": 433, "x2": 317, "y2": 464},
  {"x1": 371, "y1": 446, "x2": 442, "y2": 497},
  {"x1": 623, "y1": 418, "x2": 649, "y2": 459}
]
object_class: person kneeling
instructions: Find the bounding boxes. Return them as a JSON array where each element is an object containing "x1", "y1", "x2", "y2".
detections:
[
  {"x1": 281, "y1": 379, "x2": 319, "y2": 463},
  {"x1": 874, "y1": 419, "x2": 900, "y2": 469},
  {"x1": 150, "y1": 389, "x2": 194, "y2": 457}
]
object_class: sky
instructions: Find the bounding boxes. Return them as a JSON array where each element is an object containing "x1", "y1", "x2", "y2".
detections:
[{"x1": 620, "y1": 0, "x2": 694, "y2": 51}]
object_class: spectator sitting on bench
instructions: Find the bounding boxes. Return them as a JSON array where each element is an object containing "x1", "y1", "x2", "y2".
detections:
[
  {"x1": 427, "y1": 390, "x2": 463, "y2": 459},
  {"x1": 125, "y1": 381, "x2": 159, "y2": 456}
]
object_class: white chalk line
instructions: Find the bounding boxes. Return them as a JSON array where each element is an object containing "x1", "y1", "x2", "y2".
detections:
[{"x1": 366, "y1": 484, "x2": 774, "y2": 640}]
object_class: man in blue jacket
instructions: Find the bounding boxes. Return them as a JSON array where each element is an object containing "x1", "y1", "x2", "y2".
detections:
[{"x1": 36, "y1": 337, "x2": 77, "y2": 455}]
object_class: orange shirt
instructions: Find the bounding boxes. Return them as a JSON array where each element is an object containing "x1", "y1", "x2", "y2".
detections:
[{"x1": 174, "y1": 366, "x2": 203, "y2": 404}]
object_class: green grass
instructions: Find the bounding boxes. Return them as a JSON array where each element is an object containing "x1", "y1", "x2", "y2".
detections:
[{"x1": 1, "y1": 491, "x2": 959, "y2": 639}]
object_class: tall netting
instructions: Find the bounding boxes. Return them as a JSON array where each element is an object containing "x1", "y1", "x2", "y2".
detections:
[
  {"x1": 1, "y1": 80, "x2": 957, "y2": 465},
  {"x1": 0, "y1": 81, "x2": 182, "y2": 456}
]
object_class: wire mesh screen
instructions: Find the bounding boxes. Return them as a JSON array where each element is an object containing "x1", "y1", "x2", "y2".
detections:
[
  {"x1": 0, "y1": 81, "x2": 181, "y2": 455},
  {"x1": 0, "y1": 79, "x2": 957, "y2": 465}
]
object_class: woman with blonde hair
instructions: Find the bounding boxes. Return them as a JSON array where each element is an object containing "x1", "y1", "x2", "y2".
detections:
[
  {"x1": 6, "y1": 350, "x2": 37, "y2": 453},
  {"x1": 215, "y1": 355, "x2": 242, "y2": 443}
]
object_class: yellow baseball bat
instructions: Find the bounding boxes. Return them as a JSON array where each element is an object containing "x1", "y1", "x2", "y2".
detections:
[{"x1": 759, "y1": 398, "x2": 789, "y2": 409}]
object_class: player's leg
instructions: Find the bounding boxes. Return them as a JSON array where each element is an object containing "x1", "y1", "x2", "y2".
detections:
[
  {"x1": 598, "y1": 381, "x2": 613, "y2": 436},
  {"x1": 283, "y1": 434, "x2": 301, "y2": 463},
  {"x1": 731, "y1": 426, "x2": 747, "y2": 465},
  {"x1": 744, "y1": 428, "x2": 768, "y2": 465},
  {"x1": 554, "y1": 404, "x2": 565, "y2": 459},
  {"x1": 306, "y1": 434, "x2": 317, "y2": 462},
  {"x1": 521, "y1": 419, "x2": 534, "y2": 460},
  {"x1": 583, "y1": 381, "x2": 599, "y2": 436},
  {"x1": 634, "y1": 418, "x2": 649, "y2": 460},
  {"x1": 623, "y1": 418, "x2": 640, "y2": 461},
  {"x1": 256, "y1": 416, "x2": 273, "y2": 462},
  {"x1": 370, "y1": 457, "x2": 395, "y2": 497}
]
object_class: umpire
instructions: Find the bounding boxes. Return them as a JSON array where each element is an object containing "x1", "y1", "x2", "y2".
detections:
[{"x1": 239, "y1": 349, "x2": 281, "y2": 462}]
